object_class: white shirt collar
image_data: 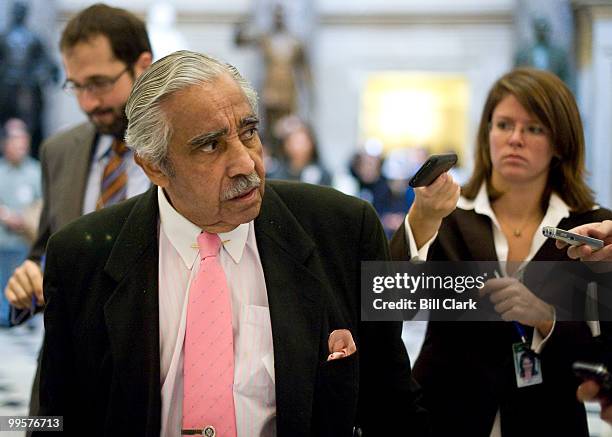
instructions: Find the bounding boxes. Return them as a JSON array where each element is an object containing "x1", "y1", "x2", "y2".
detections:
[
  {"x1": 93, "y1": 135, "x2": 114, "y2": 161},
  {"x1": 93, "y1": 134, "x2": 134, "y2": 162},
  {"x1": 456, "y1": 182, "x2": 571, "y2": 229},
  {"x1": 157, "y1": 187, "x2": 250, "y2": 268}
]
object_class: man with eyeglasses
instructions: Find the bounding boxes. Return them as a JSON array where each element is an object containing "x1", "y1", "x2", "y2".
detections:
[{"x1": 3, "y1": 2, "x2": 152, "y2": 420}]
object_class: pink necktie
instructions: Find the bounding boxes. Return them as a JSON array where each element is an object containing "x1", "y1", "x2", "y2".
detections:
[{"x1": 182, "y1": 232, "x2": 237, "y2": 437}]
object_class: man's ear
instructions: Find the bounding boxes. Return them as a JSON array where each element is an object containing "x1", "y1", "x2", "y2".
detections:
[
  {"x1": 134, "y1": 154, "x2": 169, "y2": 188},
  {"x1": 133, "y1": 51, "x2": 153, "y2": 78}
]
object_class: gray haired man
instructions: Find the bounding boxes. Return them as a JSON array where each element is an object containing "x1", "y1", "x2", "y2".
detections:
[{"x1": 36, "y1": 50, "x2": 429, "y2": 437}]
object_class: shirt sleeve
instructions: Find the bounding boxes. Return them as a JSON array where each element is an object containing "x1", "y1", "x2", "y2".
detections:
[
  {"x1": 403, "y1": 214, "x2": 438, "y2": 261},
  {"x1": 532, "y1": 281, "x2": 603, "y2": 354},
  {"x1": 531, "y1": 308, "x2": 556, "y2": 354}
]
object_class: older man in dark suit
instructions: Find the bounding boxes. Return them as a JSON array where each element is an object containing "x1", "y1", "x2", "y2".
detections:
[{"x1": 36, "y1": 50, "x2": 429, "y2": 437}]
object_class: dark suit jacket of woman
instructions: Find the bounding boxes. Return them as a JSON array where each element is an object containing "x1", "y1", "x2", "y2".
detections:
[{"x1": 390, "y1": 205, "x2": 612, "y2": 437}]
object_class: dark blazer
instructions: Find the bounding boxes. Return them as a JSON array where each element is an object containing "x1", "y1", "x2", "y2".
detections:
[
  {"x1": 37, "y1": 181, "x2": 429, "y2": 437},
  {"x1": 29, "y1": 122, "x2": 97, "y2": 262},
  {"x1": 390, "y1": 205, "x2": 612, "y2": 437}
]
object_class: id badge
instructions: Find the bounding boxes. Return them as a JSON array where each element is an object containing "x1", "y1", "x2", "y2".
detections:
[{"x1": 512, "y1": 343, "x2": 543, "y2": 388}]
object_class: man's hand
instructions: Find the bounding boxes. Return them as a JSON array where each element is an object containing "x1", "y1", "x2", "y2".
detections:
[
  {"x1": 4, "y1": 260, "x2": 43, "y2": 309},
  {"x1": 577, "y1": 380, "x2": 612, "y2": 424},
  {"x1": 557, "y1": 220, "x2": 612, "y2": 265},
  {"x1": 408, "y1": 172, "x2": 460, "y2": 249},
  {"x1": 480, "y1": 277, "x2": 554, "y2": 336}
]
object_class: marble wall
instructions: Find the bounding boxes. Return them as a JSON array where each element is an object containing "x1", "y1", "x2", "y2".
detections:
[{"x1": 312, "y1": 6, "x2": 514, "y2": 174}]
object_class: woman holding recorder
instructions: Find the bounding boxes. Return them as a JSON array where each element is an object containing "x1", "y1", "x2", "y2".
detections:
[{"x1": 391, "y1": 68, "x2": 612, "y2": 436}]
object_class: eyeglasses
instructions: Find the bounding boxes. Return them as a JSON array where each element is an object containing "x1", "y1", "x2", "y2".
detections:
[
  {"x1": 62, "y1": 67, "x2": 130, "y2": 97},
  {"x1": 489, "y1": 119, "x2": 548, "y2": 139}
]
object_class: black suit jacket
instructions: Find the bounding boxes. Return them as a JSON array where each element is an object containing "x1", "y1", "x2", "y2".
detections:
[
  {"x1": 390, "y1": 206, "x2": 612, "y2": 437},
  {"x1": 37, "y1": 181, "x2": 429, "y2": 437}
]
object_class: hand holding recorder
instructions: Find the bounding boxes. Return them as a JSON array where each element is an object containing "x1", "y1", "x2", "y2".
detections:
[
  {"x1": 407, "y1": 153, "x2": 460, "y2": 249},
  {"x1": 408, "y1": 153, "x2": 458, "y2": 188},
  {"x1": 550, "y1": 220, "x2": 612, "y2": 267},
  {"x1": 543, "y1": 226, "x2": 604, "y2": 250},
  {"x1": 574, "y1": 361, "x2": 612, "y2": 424}
]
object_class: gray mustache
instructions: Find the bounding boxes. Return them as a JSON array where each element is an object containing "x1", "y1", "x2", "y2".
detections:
[{"x1": 222, "y1": 172, "x2": 261, "y2": 200}]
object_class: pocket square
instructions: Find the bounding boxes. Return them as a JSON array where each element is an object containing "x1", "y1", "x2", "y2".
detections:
[{"x1": 327, "y1": 329, "x2": 357, "y2": 361}]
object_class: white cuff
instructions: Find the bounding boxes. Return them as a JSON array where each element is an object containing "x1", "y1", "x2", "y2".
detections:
[
  {"x1": 531, "y1": 308, "x2": 556, "y2": 354},
  {"x1": 404, "y1": 214, "x2": 438, "y2": 261}
]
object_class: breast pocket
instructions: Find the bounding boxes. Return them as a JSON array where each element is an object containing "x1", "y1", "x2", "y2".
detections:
[
  {"x1": 234, "y1": 304, "x2": 275, "y2": 406},
  {"x1": 313, "y1": 352, "x2": 360, "y2": 436},
  {"x1": 317, "y1": 351, "x2": 359, "y2": 398}
]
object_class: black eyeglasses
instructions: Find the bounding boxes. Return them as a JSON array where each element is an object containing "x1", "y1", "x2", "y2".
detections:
[{"x1": 62, "y1": 67, "x2": 130, "y2": 96}]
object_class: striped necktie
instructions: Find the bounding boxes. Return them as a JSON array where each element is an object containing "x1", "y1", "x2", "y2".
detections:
[{"x1": 96, "y1": 138, "x2": 128, "y2": 210}]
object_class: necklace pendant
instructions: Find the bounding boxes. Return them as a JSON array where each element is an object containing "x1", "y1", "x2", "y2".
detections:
[{"x1": 513, "y1": 229, "x2": 522, "y2": 237}]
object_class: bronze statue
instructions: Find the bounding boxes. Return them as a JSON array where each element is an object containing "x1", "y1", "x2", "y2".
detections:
[
  {"x1": 0, "y1": 1, "x2": 59, "y2": 157},
  {"x1": 235, "y1": 5, "x2": 311, "y2": 145},
  {"x1": 515, "y1": 17, "x2": 569, "y2": 84}
]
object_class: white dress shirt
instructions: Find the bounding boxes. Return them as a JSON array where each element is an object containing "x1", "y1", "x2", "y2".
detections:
[
  {"x1": 404, "y1": 183, "x2": 601, "y2": 437},
  {"x1": 157, "y1": 187, "x2": 276, "y2": 437},
  {"x1": 83, "y1": 134, "x2": 150, "y2": 214}
]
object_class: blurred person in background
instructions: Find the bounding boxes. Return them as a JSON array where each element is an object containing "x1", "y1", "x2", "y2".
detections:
[
  {"x1": 268, "y1": 116, "x2": 332, "y2": 186},
  {"x1": 390, "y1": 68, "x2": 612, "y2": 436},
  {"x1": 350, "y1": 143, "x2": 386, "y2": 205},
  {"x1": 0, "y1": 119, "x2": 41, "y2": 326},
  {"x1": 377, "y1": 148, "x2": 419, "y2": 238},
  {"x1": 5, "y1": 3, "x2": 152, "y2": 313},
  {"x1": 3, "y1": 3, "x2": 152, "y2": 421}
]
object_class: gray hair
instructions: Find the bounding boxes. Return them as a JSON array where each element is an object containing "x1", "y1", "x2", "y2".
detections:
[{"x1": 125, "y1": 50, "x2": 258, "y2": 174}]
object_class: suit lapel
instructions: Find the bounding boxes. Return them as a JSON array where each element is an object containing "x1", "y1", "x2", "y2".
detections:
[
  {"x1": 62, "y1": 123, "x2": 96, "y2": 223},
  {"x1": 255, "y1": 184, "x2": 327, "y2": 437},
  {"x1": 460, "y1": 211, "x2": 498, "y2": 260},
  {"x1": 103, "y1": 187, "x2": 161, "y2": 435}
]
